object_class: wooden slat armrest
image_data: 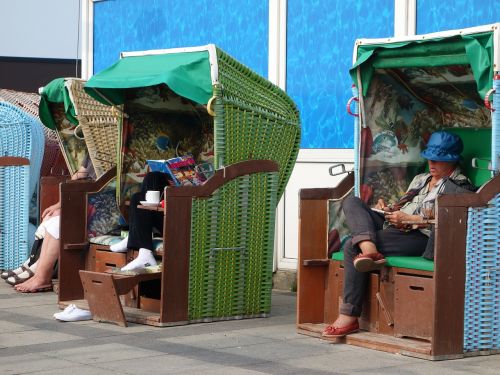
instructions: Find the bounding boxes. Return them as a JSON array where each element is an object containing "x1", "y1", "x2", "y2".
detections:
[
  {"x1": 300, "y1": 173, "x2": 354, "y2": 200},
  {"x1": 61, "y1": 167, "x2": 117, "y2": 194},
  {"x1": 302, "y1": 259, "x2": 330, "y2": 267},
  {"x1": 164, "y1": 160, "x2": 279, "y2": 199},
  {"x1": 0, "y1": 156, "x2": 29, "y2": 166},
  {"x1": 438, "y1": 174, "x2": 500, "y2": 208},
  {"x1": 63, "y1": 242, "x2": 89, "y2": 251}
]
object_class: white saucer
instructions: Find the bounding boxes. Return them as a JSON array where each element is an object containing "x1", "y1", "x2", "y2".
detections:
[{"x1": 140, "y1": 200, "x2": 160, "y2": 207}]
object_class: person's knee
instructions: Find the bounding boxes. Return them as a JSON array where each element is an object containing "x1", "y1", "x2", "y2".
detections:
[{"x1": 342, "y1": 195, "x2": 362, "y2": 214}]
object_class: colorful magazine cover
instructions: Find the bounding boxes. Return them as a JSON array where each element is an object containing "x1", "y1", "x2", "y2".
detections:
[{"x1": 147, "y1": 155, "x2": 206, "y2": 186}]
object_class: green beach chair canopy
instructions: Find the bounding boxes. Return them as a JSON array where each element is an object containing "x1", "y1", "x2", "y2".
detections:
[
  {"x1": 350, "y1": 31, "x2": 494, "y2": 99},
  {"x1": 85, "y1": 50, "x2": 213, "y2": 106},
  {"x1": 39, "y1": 78, "x2": 79, "y2": 130}
]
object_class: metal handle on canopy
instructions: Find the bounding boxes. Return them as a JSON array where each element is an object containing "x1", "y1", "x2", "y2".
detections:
[{"x1": 207, "y1": 96, "x2": 216, "y2": 117}]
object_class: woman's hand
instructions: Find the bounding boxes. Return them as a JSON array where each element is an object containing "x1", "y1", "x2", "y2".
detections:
[
  {"x1": 374, "y1": 199, "x2": 393, "y2": 212},
  {"x1": 42, "y1": 201, "x2": 61, "y2": 220},
  {"x1": 384, "y1": 210, "x2": 416, "y2": 228}
]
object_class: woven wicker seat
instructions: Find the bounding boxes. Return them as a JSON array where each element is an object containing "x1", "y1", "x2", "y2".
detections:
[{"x1": 0, "y1": 102, "x2": 44, "y2": 269}]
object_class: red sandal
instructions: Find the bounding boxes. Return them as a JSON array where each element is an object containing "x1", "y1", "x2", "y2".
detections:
[
  {"x1": 353, "y1": 252, "x2": 386, "y2": 272},
  {"x1": 322, "y1": 320, "x2": 359, "y2": 338}
]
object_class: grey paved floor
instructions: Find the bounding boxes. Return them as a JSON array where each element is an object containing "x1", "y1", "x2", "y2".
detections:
[{"x1": 1, "y1": 282, "x2": 499, "y2": 374}]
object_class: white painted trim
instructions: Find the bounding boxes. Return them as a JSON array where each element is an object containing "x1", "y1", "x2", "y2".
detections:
[
  {"x1": 494, "y1": 24, "x2": 499, "y2": 71},
  {"x1": 81, "y1": 0, "x2": 94, "y2": 79},
  {"x1": 297, "y1": 148, "x2": 355, "y2": 163},
  {"x1": 121, "y1": 44, "x2": 219, "y2": 85},
  {"x1": 407, "y1": 0, "x2": 416, "y2": 36},
  {"x1": 278, "y1": 0, "x2": 287, "y2": 90},
  {"x1": 268, "y1": 0, "x2": 287, "y2": 90},
  {"x1": 394, "y1": 0, "x2": 416, "y2": 37},
  {"x1": 268, "y1": 0, "x2": 280, "y2": 86},
  {"x1": 358, "y1": 23, "x2": 499, "y2": 46}
]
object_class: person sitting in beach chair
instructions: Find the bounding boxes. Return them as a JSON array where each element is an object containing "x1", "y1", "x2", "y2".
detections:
[{"x1": 322, "y1": 131, "x2": 473, "y2": 338}]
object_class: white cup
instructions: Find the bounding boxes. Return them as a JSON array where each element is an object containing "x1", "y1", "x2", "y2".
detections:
[{"x1": 145, "y1": 190, "x2": 160, "y2": 203}]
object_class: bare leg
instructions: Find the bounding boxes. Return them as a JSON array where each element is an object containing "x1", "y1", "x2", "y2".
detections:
[
  {"x1": 15, "y1": 233, "x2": 59, "y2": 292},
  {"x1": 331, "y1": 313, "x2": 357, "y2": 327},
  {"x1": 358, "y1": 240, "x2": 378, "y2": 255}
]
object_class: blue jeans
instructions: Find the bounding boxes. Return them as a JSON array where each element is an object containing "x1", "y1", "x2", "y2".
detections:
[{"x1": 340, "y1": 195, "x2": 428, "y2": 317}]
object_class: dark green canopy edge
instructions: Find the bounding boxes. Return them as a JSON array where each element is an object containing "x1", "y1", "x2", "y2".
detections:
[
  {"x1": 84, "y1": 50, "x2": 213, "y2": 106},
  {"x1": 350, "y1": 32, "x2": 494, "y2": 99},
  {"x1": 39, "y1": 78, "x2": 78, "y2": 130}
]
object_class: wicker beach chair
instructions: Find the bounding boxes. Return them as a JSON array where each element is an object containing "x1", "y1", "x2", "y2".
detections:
[
  {"x1": 0, "y1": 89, "x2": 65, "y2": 177},
  {"x1": 57, "y1": 45, "x2": 301, "y2": 326},
  {"x1": 297, "y1": 24, "x2": 500, "y2": 359},
  {"x1": 0, "y1": 102, "x2": 44, "y2": 270}
]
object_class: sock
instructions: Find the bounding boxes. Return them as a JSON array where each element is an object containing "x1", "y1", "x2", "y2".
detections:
[
  {"x1": 110, "y1": 236, "x2": 128, "y2": 252},
  {"x1": 121, "y1": 248, "x2": 157, "y2": 271}
]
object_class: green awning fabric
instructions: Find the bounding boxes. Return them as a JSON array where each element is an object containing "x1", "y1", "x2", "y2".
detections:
[
  {"x1": 85, "y1": 51, "x2": 213, "y2": 106},
  {"x1": 350, "y1": 32, "x2": 494, "y2": 99},
  {"x1": 39, "y1": 78, "x2": 78, "y2": 130}
]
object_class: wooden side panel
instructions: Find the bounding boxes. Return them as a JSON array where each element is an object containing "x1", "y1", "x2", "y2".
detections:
[
  {"x1": 161, "y1": 196, "x2": 192, "y2": 323},
  {"x1": 359, "y1": 273, "x2": 379, "y2": 332},
  {"x1": 431, "y1": 205, "x2": 467, "y2": 356},
  {"x1": 377, "y1": 268, "x2": 395, "y2": 335},
  {"x1": 297, "y1": 199, "x2": 328, "y2": 324},
  {"x1": 324, "y1": 261, "x2": 341, "y2": 323},
  {"x1": 80, "y1": 270, "x2": 127, "y2": 327},
  {"x1": 394, "y1": 274, "x2": 434, "y2": 340}
]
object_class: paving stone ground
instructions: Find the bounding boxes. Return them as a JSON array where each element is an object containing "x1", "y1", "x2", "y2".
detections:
[{"x1": 1, "y1": 281, "x2": 499, "y2": 374}]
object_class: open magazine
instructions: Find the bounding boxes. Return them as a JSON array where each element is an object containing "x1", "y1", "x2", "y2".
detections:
[{"x1": 147, "y1": 155, "x2": 207, "y2": 186}]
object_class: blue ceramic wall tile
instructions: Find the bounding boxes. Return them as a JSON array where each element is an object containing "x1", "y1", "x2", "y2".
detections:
[
  {"x1": 93, "y1": 0, "x2": 268, "y2": 77},
  {"x1": 417, "y1": 0, "x2": 497, "y2": 34},
  {"x1": 286, "y1": 0, "x2": 393, "y2": 148}
]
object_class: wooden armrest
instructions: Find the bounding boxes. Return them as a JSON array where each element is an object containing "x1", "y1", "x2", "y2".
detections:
[
  {"x1": 302, "y1": 259, "x2": 330, "y2": 267},
  {"x1": 438, "y1": 174, "x2": 500, "y2": 208},
  {"x1": 61, "y1": 167, "x2": 117, "y2": 194},
  {"x1": 300, "y1": 173, "x2": 354, "y2": 200},
  {"x1": 63, "y1": 242, "x2": 89, "y2": 251},
  {"x1": 0, "y1": 156, "x2": 29, "y2": 166},
  {"x1": 164, "y1": 160, "x2": 279, "y2": 199}
]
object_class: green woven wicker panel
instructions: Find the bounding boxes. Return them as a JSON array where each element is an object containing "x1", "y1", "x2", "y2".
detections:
[
  {"x1": 214, "y1": 49, "x2": 301, "y2": 199},
  {"x1": 188, "y1": 171, "x2": 278, "y2": 320}
]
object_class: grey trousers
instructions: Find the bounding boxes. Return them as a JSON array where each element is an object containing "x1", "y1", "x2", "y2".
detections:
[{"x1": 340, "y1": 195, "x2": 428, "y2": 317}]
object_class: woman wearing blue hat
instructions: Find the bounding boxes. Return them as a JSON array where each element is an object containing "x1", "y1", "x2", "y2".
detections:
[{"x1": 323, "y1": 130, "x2": 473, "y2": 338}]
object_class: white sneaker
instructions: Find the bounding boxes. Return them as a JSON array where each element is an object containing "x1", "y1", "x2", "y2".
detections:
[
  {"x1": 121, "y1": 248, "x2": 157, "y2": 272},
  {"x1": 53, "y1": 304, "x2": 92, "y2": 322}
]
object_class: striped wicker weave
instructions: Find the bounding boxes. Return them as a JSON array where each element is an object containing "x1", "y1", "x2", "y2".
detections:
[
  {"x1": 67, "y1": 79, "x2": 119, "y2": 178},
  {"x1": 0, "y1": 89, "x2": 61, "y2": 177},
  {"x1": 214, "y1": 48, "x2": 300, "y2": 198},
  {"x1": 464, "y1": 194, "x2": 500, "y2": 352},
  {"x1": 184, "y1": 48, "x2": 299, "y2": 319},
  {"x1": 0, "y1": 102, "x2": 44, "y2": 269}
]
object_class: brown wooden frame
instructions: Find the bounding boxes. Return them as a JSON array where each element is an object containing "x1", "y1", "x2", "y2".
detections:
[
  {"x1": 297, "y1": 172, "x2": 500, "y2": 359},
  {"x1": 58, "y1": 160, "x2": 279, "y2": 326}
]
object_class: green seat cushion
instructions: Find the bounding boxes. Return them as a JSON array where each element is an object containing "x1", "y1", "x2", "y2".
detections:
[{"x1": 331, "y1": 252, "x2": 434, "y2": 272}]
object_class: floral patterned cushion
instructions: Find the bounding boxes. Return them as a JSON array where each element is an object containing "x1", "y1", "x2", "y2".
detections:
[{"x1": 87, "y1": 181, "x2": 121, "y2": 238}]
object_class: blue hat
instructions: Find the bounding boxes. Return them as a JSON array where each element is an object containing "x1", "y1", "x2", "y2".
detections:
[{"x1": 421, "y1": 131, "x2": 463, "y2": 162}]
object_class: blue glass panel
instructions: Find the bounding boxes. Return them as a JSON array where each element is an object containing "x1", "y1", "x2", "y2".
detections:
[
  {"x1": 286, "y1": 0, "x2": 393, "y2": 149},
  {"x1": 417, "y1": 0, "x2": 497, "y2": 34},
  {"x1": 93, "y1": 0, "x2": 268, "y2": 77}
]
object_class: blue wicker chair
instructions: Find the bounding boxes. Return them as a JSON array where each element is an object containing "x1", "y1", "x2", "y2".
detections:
[{"x1": 0, "y1": 102, "x2": 44, "y2": 270}]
